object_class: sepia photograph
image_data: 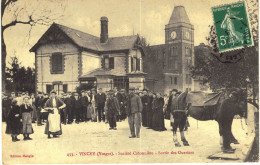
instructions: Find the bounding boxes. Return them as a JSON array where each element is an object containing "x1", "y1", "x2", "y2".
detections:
[{"x1": 1, "y1": 0, "x2": 259, "y2": 164}]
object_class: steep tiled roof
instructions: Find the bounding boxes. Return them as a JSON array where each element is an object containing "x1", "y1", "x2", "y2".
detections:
[
  {"x1": 169, "y1": 6, "x2": 190, "y2": 24},
  {"x1": 30, "y1": 23, "x2": 138, "y2": 52}
]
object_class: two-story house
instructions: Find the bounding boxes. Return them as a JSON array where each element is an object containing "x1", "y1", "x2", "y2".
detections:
[{"x1": 30, "y1": 17, "x2": 146, "y2": 94}]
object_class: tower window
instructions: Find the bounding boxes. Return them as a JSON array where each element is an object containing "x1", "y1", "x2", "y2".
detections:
[
  {"x1": 185, "y1": 47, "x2": 191, "y2": 56},
  {"x1": 174, "y1": 77, "x2": 177, "y2": 85}
]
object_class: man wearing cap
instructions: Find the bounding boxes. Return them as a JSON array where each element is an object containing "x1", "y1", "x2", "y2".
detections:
[
  {"x1": 96, "y1": 88, "x2": 106, "y2": 122},
  {"x1": 126, "y1": 87, "x2": 143, "y2": 138},
  {"x1": 167, "y1": 89, "x2": 178, "y2": 128},
  {"x1": 71, "y1": 92, "x2": 81, "y2": 124},
  {"x1": 80, "y1": 91, "x2": 88, "y2": 122},
  {"x1": 119, "y1": 89, "x2": 127, "y2": 120},
  {"x1": 105, "y1": 90, "x2": 120, "y2": 130},
  {"x1": 35, "y1": 92, "x2": 44, "y2": 126},
  {"x1": 44, "y1": 90, "x2": 66, "y2": 138},
  {"x1": 66, "y1": 92, "x2": 74, "y2": 124},
  {"x1": 141, "y1": 89, "x2": 149, "y2": 127}
]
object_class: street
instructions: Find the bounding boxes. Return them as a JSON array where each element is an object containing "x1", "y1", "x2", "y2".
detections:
[{"x1": 2, "y1": 117, "x2": 250, "y2": 164}]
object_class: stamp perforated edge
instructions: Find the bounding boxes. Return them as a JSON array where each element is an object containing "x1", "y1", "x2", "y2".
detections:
[{"x1": 210, "y1": 0, "x2": 255, "y2": 53}]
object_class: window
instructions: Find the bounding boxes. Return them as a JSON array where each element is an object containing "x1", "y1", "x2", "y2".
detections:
[
  {"x1": 109, "y1": 57, "x2": 114, "y2": 69},
  {"x1": 104, "y1": 57, "x2": 114, "y2": 69},
  {"x1": 51, "y1": 52, "x2": 63, "y2": 73},
  {"x1": 185, "y1": 47, "x2": 191, "y2": 56},
  {"x1": 131, "y1": 57, "x2": 133, "y2": 72},
  {"x1": 174, "y1": 77, "x2": 177, "y2": 85},
  {"x1": 170, "y1": 77, "x2": 172, "y2": 85},
  {"x1": 105, "y1": 58, "x2": 109, "y2": 69},
  {"x1": 136, "y1": 58, "x2": 140, "y2": 71}
]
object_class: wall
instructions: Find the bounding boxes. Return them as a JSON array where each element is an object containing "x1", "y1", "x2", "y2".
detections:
[
  {"x1": 129, "y1": 76, "x2": 145, "y2": 90},
  {"x1": 81, "y1": 51, "x2": 101, "y2": 76},
  {"x1": 35, "y1": 42, "x2": 80, "y2": 93}
]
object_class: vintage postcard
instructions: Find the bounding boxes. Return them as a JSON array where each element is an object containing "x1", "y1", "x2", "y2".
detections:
[{"x1": 1, "y1": 0, "x2": 259, "y2": 164}]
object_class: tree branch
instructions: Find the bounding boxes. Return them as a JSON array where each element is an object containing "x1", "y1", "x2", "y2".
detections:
[{"x1": 2, "y1": 15, "x2": 34, "y2": 31}]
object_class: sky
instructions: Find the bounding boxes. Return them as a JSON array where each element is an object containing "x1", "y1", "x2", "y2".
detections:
[{"x1": 2, "y1": 0, "x2": 247, "y2": 67}]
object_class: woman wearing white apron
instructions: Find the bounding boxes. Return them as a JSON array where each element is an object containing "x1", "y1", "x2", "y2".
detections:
[{"x1": 44, "y1": 90, "x2": 66, "y2": 139}]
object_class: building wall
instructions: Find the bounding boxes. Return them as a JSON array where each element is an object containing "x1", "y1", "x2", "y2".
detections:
[
  {"x1": 81, "y1": 51, "x2": 101, "y2": 76},
  {"x1": 129, "y1": 76, "x2": 145, "y2": 90},
  {"x1": 35, "y1": 42, "x2": 80, "y2": 93}
]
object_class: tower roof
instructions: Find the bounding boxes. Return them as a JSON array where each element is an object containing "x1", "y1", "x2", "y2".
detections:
[{"x1": 168, "y1": 6, "x2": 190, "y2": 24}]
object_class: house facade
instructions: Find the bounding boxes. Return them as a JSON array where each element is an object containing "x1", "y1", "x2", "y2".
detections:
[
  {"x1": 144, "y1": 6, "x2": 195, "y2": 94},
  {"x1": 30, "y1": 17, "x2": 146, "y2": 94}
]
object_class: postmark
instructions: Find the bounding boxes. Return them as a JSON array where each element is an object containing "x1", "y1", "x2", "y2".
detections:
[{"x1": 212, "y1": 1, "x2": 254, "y2": 53}]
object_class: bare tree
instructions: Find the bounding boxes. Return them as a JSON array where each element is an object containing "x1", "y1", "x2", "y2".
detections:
[{"x1": 1, "y1": 0, "x2": 65, "y2": 92}]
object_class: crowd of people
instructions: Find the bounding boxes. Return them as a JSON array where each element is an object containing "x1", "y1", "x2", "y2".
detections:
[{"x1": 2, "y1": 87, "x2": 188, "y2": 142}]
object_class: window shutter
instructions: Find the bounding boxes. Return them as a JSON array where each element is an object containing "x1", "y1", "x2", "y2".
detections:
[
  {"x1": 131, "y1": 57, "x2": 133, "y2": 72},
  {"x1": 46, "y1": 85, "x2": 53, "y2": 94},
  {"x1": 63, "y1": 84, "x2": 68, "y2": 93},
  {"x1": 174, "y1": 77, "x2": 178, "y2": 85},
  {"x1": 109, "y1": 57, "x2": 114, "y2": 69},
  {"x1": 136, "y1": 58, "x2": 140, "y2": 71},
  {"x1": 51, "y1": 53, "x2": 63, "y2": 73}
]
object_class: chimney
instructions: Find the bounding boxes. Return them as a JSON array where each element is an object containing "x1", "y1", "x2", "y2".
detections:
[{"x1": 100, "y1": 16, "x2": 108, "y2": 43}]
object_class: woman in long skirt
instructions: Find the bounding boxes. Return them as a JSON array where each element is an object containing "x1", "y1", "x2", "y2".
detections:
[
  {"x1": 20, "y1": 97, "x2": 34, "y2": 140},
  {"x1": 30, "y1": 93, "x2": 37, "y2": 123},
  {"x1": 44, "y1": 90, "x2": 66, "y2": 138},
  {"x1": 6, "y1": 99, "x2": 23, "y2": 142}
]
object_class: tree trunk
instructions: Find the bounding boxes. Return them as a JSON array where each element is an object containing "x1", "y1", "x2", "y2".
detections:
[{"x1": 2, "y1": 29, "x2": 6, "y2": 93}]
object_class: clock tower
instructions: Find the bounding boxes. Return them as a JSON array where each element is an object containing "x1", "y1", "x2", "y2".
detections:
[{"x1": 164, "y1": 6, "x2": 194, "y2": 92}]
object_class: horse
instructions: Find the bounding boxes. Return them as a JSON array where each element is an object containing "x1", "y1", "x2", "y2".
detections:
[{"x1": 170, "y1": 89, "x2": 247, "y2": 153}]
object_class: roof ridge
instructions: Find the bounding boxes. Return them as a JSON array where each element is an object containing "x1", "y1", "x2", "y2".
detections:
[{"x1": 54, "y1": 23, "x2": 99, "y2": 39}]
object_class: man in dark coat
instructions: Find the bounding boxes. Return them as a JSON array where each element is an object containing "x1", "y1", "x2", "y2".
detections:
[
  {"x1": 96, "y1": 88, "x2": 106, "y2": 122},
  {"x1": 66, "y1": 92, "x2": 74, "y2": 124},
  {"x1": 80, "y1": 91, "x2": 88, "y2": 122},
  {"x1": 71, "y1": 92, "x2": 81, "y2": 124},
  {"x1": 60, "y1": 93, "x2": 68, "y2": 125},
  {"x1": 126, "y1": 87, "x2": 143, "y2": 138},
  {"x1": 119, "y1": 89, "x2": 127, "y2": 120},
  {"x1": 35, "y1": 92, "x2": 44, "y2": 126},
  {"x1": 105, "y1": 90, "x2": 120, "y2": 130},
  {"x1": 141, "y1": 89, "x2": 149, "y2": 127}
]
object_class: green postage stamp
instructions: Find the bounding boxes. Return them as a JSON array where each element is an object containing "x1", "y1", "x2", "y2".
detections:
[{"x1": 212, "y1": 1, "x2": 254, "y2": 52}]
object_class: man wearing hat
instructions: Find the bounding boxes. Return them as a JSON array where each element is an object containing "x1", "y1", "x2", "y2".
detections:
[
  {"x1": 105, "y1": 90, "x2": 120, "y2": 130},
  {"x1": 66, "y1": 92, "x2": 74, "y2": 124},
  {"x1": 44, "y1": 90, "x2": 66, "y2": 138},
  {"x1": 126, "y1": 87, "x2": 143, "y2": 138},
  {"x1": 96, "y1": 88, "x2": 106, "y2": 122},
  {"x1": 35, "y1": 92, "x2": 44, "y2": 126}
]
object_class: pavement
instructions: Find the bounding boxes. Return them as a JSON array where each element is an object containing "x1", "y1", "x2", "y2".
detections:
[{"x1": 2, "y1": 117, "x2": 253, "y2": 164}]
